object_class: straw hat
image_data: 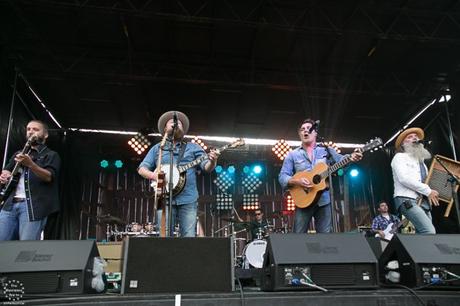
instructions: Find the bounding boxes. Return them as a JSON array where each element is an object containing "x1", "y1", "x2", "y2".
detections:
[
  {"x1": 395, "y1": 127, "x2": 424, "y2": 150},
  {"x1": 157, "y1": 111, "x2": 189, "y2": 134}
]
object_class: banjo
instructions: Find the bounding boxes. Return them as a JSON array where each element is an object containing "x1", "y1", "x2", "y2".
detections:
[{"x1": 151, "y1": 138, "x2": 245, "y2": 197}]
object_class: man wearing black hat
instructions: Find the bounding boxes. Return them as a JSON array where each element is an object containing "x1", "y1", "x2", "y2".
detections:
[
  {"x1": 391, "y1": 127, "x2": 439, "y2": 234},
  {"x1": 138, "y1": 111, "x2": 220, "y2": 237}
]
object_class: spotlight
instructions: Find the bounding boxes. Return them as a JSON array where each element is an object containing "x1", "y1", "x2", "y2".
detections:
[
  {"x1": 114, "y1": 160, "x2": 124, "y2": 169},
  {"x1": 242, "y1": 194, "x2": 260, "y2": 210},
  {"x1": 191, "y1": 136, "x2": 208, "y2": 151},
  {"x1": 128, "y1": 133, "x2": 151, "y2": 155},
  {"x1": 243, "y1": 166, "x2": 250, "y2": 174},
  {"x1": 228, "y1": 165, "x2": 236, "y2": 174},
  {"x1": 272, "y1": 139, "x2": 292, "y2": 160},
  {"x1": 253, "y1": 165, "x2": 263, "y2": 175},
  {"x1": 215, "y1": 165, "x2": 223, "y2": 173},
  {"x1": 350, "y1": 168, "x2": 359, "y2": 177},
  {"x1": 100, "y1": 160, "x2": 109, "y2": 168},
  {"x1": 286, "y1": 194, "x2": 295, "y2": 211}
]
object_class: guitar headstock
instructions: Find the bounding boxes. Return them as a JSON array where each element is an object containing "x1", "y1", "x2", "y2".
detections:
[
  {"x1": 361, "y1": 137, "x2": 383, "y2": 153},
  {"x1": 229, "y1": 138, "x2": 245, "y2": 148}
]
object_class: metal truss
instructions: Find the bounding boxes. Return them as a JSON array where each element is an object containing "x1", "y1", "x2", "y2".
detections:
[
  {"x1": 2, "y1": 0, "x2": 456, "y2": 98},
  {"x1": 21, "y1": 0, "x2": 460, "y2": 44}
]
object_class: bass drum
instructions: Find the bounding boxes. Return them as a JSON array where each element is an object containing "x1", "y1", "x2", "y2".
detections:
[{"x1": 243, "y1": 239, "x2": 267, "y2": 269}]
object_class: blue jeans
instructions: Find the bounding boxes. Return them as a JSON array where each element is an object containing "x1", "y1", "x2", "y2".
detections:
[
  {"x1": 0, "y1": 200, "x2": 47, "y2": 240},
  {"x1": 294, "y1": 203, "x2": 332, "y2": 233},
  {"x1": 394, "y1": 197, "x2": 435, "y2": 234},
  {"x1": 158, "y1": 202, "x2": 197, "y2": 237}
]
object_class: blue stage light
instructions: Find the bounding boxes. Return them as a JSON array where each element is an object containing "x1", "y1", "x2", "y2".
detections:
[
  {"x1": 350, "y1": 168, "x2": 359, "y2": 177},
  {"x1": 215, "y1": 165, "x2": 223, "y2": 173},
  {"x1": 228, "y1": 165, "x2": 236, "y2": 174},
  {"x1": 253, "y1": 165, "x2": 263, "y2": 174},
  {"x1": 243, "y1": 166, "x2": 250, "y2": 174}
]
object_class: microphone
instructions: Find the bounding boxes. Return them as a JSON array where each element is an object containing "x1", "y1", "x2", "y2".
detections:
[
  {"x1": 308, "y1": 120, "x2": 320, "y2": 133},
  {"x1": 413, "y1": 140, "x2": 432, "y2": 146},
  {"x1": 173, "y1": 111, "x2": 178, "y2": 129}
]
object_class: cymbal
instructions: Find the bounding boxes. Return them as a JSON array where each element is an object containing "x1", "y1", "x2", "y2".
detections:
[
  {"x1": 221, "y1": 217, "x2": 250, "y2": 225},
  {"x1": 97, "y1": 214, "x2": 125, "y2": 225}
]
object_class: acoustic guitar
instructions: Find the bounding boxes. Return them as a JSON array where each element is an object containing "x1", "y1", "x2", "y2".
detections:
[{"x1": 289, "y1": 138, "x2": 382, "y2": 208}]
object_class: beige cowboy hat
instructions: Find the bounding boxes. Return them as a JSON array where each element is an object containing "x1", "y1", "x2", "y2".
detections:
[
  {"x1": 395, "y1": 127, "x2": 424, "y2": 150},
  {"x1": 157, "y1": 110, "x2": 190, "y2": 134}
]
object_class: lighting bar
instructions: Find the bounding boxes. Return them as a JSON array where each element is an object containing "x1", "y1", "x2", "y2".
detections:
[{"x1": 68, "y1": 128, "x2": 365, "y2": 148}]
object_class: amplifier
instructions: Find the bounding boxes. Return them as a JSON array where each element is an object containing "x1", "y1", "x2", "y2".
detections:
[{"x1": 261, "y1": 233, "x2": 378, "y2": 291}]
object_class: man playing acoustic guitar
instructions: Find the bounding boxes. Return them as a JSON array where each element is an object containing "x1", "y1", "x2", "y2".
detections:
[{"x1": 279, "y1": 118, "x2": 362, "y2": 233}]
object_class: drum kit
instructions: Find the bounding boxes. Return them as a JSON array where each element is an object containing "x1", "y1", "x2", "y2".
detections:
[
  {"x1": 217, "y1": 212, "x2": 291, "y2": 269},
  {"x1": 98, "y1": 215, "x2": 160, "y2": 241}
]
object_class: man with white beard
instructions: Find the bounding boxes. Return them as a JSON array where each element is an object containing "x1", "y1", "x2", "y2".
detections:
[{"x1": 391, "y1": 127, "x2": 439, "y2": 234}]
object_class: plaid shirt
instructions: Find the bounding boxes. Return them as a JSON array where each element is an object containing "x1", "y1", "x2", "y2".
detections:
[{"x1": 371, "y1": 214, "x2": 400, "y2": 231}]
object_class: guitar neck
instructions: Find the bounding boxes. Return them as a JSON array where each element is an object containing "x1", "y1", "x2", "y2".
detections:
[
  {"x1": 320, "y1": 155, "x2": 352, "y2": 179},
  {"x1": 178, "y1": 144, "x2": 230, "y2": 173}
]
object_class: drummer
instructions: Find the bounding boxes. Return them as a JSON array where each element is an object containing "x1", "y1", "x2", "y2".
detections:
[{"x1": 249, "y1": 209, "x2": 269, "y2": 241}]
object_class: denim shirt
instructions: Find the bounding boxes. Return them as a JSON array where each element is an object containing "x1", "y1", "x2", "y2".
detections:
[
  {"x1": 278, "y1": 145, "x2": 344, "y2": 207},
  {"x1": 139, "y1": 141, "x2": 208, "y2": 205}
]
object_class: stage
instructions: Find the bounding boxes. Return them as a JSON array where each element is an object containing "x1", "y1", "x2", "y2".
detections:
[{"x1": 15, "y1": 288, "x2": 460, "y2": 306}]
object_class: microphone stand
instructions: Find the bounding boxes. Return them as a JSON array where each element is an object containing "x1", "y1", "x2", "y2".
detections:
[
  {"x1": 321, "y1": 140, "x2": 338, "y2": 233},
  {"x1": 166, "y1": 126, "x2": 177, "y2": 237},
  {"x1": 315, "y1": 135, "x2": 338, "y2": 233},
  {"x1": 434, "y1": 156, "x2": 460, "y2": 230}
]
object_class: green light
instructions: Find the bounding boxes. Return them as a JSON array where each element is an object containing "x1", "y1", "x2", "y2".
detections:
[
  {"x1": 337, "y1": 169, "x2": 344, "y2": 176},
  {"x1": 114, "y1": 160, "x2": 124, "y2": 168},
  {"x1": 100, "y1": 160, "x2": 109, "y2": 168}
]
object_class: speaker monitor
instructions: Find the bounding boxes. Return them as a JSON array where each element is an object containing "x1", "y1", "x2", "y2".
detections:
[
  {"x1": 121, "y1": 237, "x2": 234, "y2": 294},
  {"x1": 379, "y1": 234, "x2": 460, "y2": 288},
  {"x1": 261, "y1": 233, "x2": 379, "y2": 291},
  {"x1": 0, "y1": 240, "x2": 99, "y2": 294}
]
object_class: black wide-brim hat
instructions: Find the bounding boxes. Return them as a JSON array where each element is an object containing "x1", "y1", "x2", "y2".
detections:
[{"x1": 157, "y1": 110, "x2": 190, "y2": 134}]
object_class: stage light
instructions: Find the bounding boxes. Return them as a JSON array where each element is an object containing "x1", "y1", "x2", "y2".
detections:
[
  {"x1": 215, "y1": 165, "x2": 223, "y2": 173},
  {"x1": 286, "y1": 194, "x2": 295, "y2": 211},
  {"x1": 242, "y1": 173, "x2": 262, "y2": 193},
  {"x1": 253, "y1": 165, "x2": 263, "y2": 174},
  {"x1": 228, "y1": 165, "x2": 236, "y2": 174},
  {"x1": 337, "y1": 169, "x2": 344, "y2": 176},
  {"x1": 323, "y1": 141, "x2": 341, "y2": 154},
  {"x1": 272, "y1": 139, "x2": 291, "y2": 160},
  {"x1": 242, "y1": 194, "x2": 260, "y2": 210},
  {"x1": 114, "y1": 160, "x2": 124, "y2": 169},
  {"x1": 128, "y1": 133, "x2": 151, "y2": 155},
  {"x1": 216, "y1": 193, "x2": 233, "y2": 210},
  {"x1": 350, "y1": 168, "x2": 359, "y2": 177},
  {"x1": 213, "y1": 172, "x2": 235, "y2": 193},
  {"x1": 100, "y1": 160, "x2": 109, "y2": 168},
  {"x1": 191, "y1": 136, "x2": 208, "y2": 151},
  {"x1": 243, "y1": 166, "x2": 250, "y2": 174}
]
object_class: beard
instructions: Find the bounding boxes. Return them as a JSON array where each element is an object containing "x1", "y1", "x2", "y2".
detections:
[{"x1": 403, "y1": 143, "x2": 431, "y2": 161}]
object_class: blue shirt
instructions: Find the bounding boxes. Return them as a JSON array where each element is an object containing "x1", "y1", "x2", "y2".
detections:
[
  {"x1": 371, "y1": 214, "x2": 400, "y2": 231},
  {"x1": 278, "y1": 145, "x2": 345, "y2": 207},
  {"x1": 139, "y1": 141, "x2": 208, "y2": 205}
]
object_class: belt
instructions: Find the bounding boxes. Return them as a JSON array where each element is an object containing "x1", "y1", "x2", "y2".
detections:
[{"x1": 12, "y1": 197, "x2": 26, "y2": 203}]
